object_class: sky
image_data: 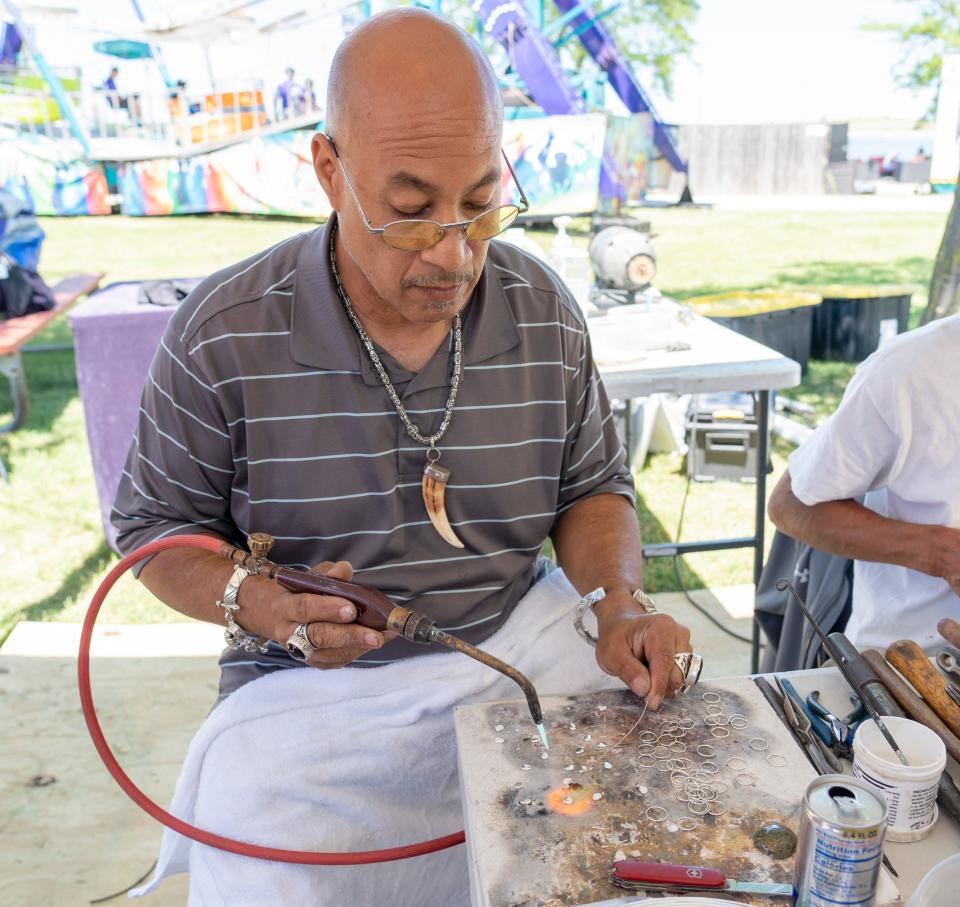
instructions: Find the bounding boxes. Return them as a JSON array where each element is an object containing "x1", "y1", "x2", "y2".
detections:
[
  {"x1": 653, "y1": 0, "x2": 934, "y2": 125},
  {"x1": 20, "y1": 0, "x2": 938, "y2": 127}
]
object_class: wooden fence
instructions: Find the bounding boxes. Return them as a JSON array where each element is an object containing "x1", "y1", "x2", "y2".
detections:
[{"x1": 676, "y1": 123, "x2": 830, "y2": 195}]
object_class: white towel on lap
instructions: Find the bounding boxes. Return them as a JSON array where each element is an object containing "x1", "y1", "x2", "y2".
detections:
[{"x1": 132, "y1": 567, "x2": 622, "y2": 906}]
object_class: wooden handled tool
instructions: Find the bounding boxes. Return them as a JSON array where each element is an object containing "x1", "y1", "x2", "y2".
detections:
[
  {"x1": 863, "y1": 649, "x2": 960, "y2": 764},
  {"x1": 886, "y1": 639, "x2": 960, "y2": 739},
  {"x1": 939, "y1": 618, "x2": 960, "y2": 650}
]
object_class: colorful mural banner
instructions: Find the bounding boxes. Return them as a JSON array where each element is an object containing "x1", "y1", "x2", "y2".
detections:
[
  {"x1": 603, "y1": 113, "x2": 654, "y2": 204},
  {"x1": 0, "y1": 129, "x2": 110, "y2": 216},
  {"x1": 502, "y1": 113, "x2": 605, "y2": 216},
  {"x1": 118, "y1": 113, "x2": 609, "y2": 218},
  {"x1": 1, "y1": 112, "x2": 621, "y2": 219},
  {"x1": 118, "y1": 128, "x2": 328, "y2": 217}
]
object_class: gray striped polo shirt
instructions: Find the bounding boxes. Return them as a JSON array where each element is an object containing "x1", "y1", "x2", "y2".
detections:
[{"x1": 112, "y1": 216, "x2": 634, "y2": 693}]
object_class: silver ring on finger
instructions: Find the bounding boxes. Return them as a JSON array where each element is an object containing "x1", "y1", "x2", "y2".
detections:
[
  {"x1": 673, "y1": 652, "x2": 703, "y2": 696},
  {"x1": 285, "y1": 623, "x2": 316, "y2": 662}
]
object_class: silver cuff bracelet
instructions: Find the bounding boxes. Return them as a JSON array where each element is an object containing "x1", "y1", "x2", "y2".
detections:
[{"x1": 216, "y1": 563, "x2": 269, "y2": 654}]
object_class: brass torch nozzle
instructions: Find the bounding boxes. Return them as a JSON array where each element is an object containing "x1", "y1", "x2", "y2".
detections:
[{"x1": 429, "y1": 629, "x2": 548, "y2": 746}]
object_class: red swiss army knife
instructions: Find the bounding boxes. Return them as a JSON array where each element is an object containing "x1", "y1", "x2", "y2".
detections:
[{"x1": 610, "y1": 859, "x2": 792, "y2": 897}]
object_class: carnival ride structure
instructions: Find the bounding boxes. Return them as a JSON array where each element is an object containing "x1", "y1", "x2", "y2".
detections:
[{"x1": 0, "y1": 0, "x2": 687, "y2": 212}]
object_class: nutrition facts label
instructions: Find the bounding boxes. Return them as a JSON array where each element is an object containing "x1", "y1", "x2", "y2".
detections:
[{"x1": 808, "y1": 829, "x2": 883, "y2": 906}]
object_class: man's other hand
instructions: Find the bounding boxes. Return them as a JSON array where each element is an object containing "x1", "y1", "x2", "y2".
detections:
[
  {"x1": 594, "y1": 595, "x2": 693, "y2": 710},
  {"x1": 269, "y1": 560, "x2": 393, "y2": 668}
]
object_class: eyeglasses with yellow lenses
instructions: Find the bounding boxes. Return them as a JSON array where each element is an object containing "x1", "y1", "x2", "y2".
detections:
[{"x1": 326, "y1": 135, "x2": 531, "y2": 252}]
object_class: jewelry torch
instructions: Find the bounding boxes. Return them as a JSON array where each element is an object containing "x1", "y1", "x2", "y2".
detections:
[{"x1": 229, "y1": 533, "x2": 550, "y2": 748}]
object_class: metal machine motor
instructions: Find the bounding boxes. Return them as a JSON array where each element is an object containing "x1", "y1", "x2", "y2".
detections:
[{"x1": 588, "y1": 225, "x2": 657, "y2": 308}]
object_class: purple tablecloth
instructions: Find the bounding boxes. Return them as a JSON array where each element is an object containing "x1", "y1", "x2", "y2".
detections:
[{"x1": 69, "y1": 281, "x2": 199, "y2": 550}]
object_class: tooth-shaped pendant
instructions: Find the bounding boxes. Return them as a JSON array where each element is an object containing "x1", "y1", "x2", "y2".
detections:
[{"x1": 422, "y1": 460, "x2": 464, "y2": 548}]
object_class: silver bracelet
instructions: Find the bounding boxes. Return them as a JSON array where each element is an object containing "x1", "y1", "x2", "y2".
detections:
[
  {"x1": 573, "y1": 588, "x2": 658, "y2": 647},
  {"x1": 216, "y1": 564, "x2": 270, "y2": 654}
]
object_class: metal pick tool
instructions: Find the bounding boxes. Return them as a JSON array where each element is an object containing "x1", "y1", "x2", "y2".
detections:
[{"x1": 775, "y1": 579, "x2": 909, "y2": 766}]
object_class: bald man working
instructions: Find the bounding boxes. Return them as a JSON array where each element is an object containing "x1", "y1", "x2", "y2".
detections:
[
  {"x1": 115, "y1": 8, "x2": 692, "y2": 709},
  {"x1": 114, "y1": 10, "x2": 696, "y2": 901}
]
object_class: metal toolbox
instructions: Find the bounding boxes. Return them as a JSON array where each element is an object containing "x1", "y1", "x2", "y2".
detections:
[{"x1": 686, "y1": 392, "x2": 762, "y2": 482}]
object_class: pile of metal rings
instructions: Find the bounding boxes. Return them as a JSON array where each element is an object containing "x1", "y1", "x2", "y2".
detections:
[
  {"x1": 634, "y1": 713, "x2": 730, "y2": 828},
  {"x1": 701, "y1": 689, "x2": 750, "y2": 738},
  {"x1": 632, "y1": 690, "x2": 792, "y2": 832}
]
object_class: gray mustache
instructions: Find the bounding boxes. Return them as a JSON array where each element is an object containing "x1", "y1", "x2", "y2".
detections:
[{"x1": 402, "y1": 272, "x2": 474, "y2": 289}]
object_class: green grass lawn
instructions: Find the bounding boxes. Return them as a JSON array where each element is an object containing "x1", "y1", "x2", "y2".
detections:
[{"x1": 1, "y1": 208, "x2": 947, "y2": 640}]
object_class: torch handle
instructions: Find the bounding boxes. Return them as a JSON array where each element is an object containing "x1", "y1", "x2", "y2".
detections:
[{"x1": 273, "y1": 567, "x2": 397, "y2": 632}]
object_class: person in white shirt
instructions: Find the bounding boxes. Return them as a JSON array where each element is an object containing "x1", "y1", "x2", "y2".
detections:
[{"x1": 768, "y1": 315, "x2": 960, "y2": 652}]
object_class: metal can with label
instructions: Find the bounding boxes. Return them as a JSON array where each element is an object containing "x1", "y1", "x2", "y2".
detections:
[{"x1": 793, "y1": 774, "x2": 888, "y2": 907}]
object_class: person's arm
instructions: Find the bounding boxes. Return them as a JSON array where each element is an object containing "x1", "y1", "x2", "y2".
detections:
[
  {"x1": 139, "y1": 548, "x2": 387, "y2": 666},
  {"x1": 112, "y1": 304, "x2": 385, "y2": 668},
  {"x1": 552, "y1": 493, "x2": 691, "y2": 710},
  {"x1": 550, "y1": 313, "x2": 692, "y2": 710},
  {"x1": 769, "y1": 471, "x2": 960, "y2": 595}
]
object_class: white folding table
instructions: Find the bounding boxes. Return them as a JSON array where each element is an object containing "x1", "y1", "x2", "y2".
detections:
[{"x1": 588, "y1": 303, "x2": 802, "y2": 671}]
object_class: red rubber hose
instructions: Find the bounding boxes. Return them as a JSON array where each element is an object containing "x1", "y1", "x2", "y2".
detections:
[{"x1": 77, "y1": 533, "x2": 466, "y2": 864}]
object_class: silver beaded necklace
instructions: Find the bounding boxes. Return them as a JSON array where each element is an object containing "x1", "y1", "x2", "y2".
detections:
[{"x1": 328, "y1": 224, "x2": 466, "y2": 547}]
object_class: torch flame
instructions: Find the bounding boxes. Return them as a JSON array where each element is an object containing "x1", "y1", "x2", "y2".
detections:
[{"x1": 545, "y1": 783, "x2": 597, "y2": 817}]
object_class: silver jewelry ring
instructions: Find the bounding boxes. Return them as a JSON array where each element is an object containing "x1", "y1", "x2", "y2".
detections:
[
  {"x1": 672, "y1": 651, "x2": 703, "y2": 695},
  {"x1": 285, "y1": 623, "x2": 316, "y2": 661}
]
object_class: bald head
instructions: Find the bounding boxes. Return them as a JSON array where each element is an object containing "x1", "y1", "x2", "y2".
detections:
[
  {"x1": 313, "y1": 11, "x2": 509, "y2": 330},
  {"x1": 325, "y1": 9, "x2": 502, "y2": 152}
]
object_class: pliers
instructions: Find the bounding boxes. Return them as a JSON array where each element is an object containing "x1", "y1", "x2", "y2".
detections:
[
  {"x1": 776, "y1": 677, "x2": 843, "y2": 772},
  {"x1": 776, "y1": 678, "x2": 834, "y2": 749},
  {"x1": 806, "y1": 690, "x2": 866, "y2": 757}
]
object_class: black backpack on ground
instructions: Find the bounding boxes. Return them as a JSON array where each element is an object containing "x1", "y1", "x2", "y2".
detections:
[{"x1": 0, "y1": 253, "x2": 55, "y2": 321}]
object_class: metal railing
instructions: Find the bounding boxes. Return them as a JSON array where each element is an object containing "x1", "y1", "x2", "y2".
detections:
[{"x1": 0, "y1": 72, "x2": 310, "y2": 154}]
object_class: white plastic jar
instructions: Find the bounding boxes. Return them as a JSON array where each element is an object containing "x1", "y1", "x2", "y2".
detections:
[{"x1": 852, "y1": 717, "x2": 946, "y2": 842}]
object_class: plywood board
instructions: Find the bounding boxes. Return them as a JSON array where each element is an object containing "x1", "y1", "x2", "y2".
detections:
[
  {"x1": 455, "y1": 678, "x2": 817, "y2": 907},
  {"x1": 0, "y1": 651, "x2": 219, "y2": 907}
]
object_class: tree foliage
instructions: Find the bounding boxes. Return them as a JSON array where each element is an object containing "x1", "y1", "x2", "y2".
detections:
[
  {"x1": 864, "y1": 0, "x2": 960, "y2": 116},
  {"x1": 447, "y1": 1, "x2": 699, "y2": 100},
  {"x1": 617, "y1": 0, "x2": 700, "y2": 99},
  {"x1": 865, "y1": 1, "x2": 960, "y2": 320},
  {"x1": 547, "y1": 0, "x2": 699, "y2": 98}
]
